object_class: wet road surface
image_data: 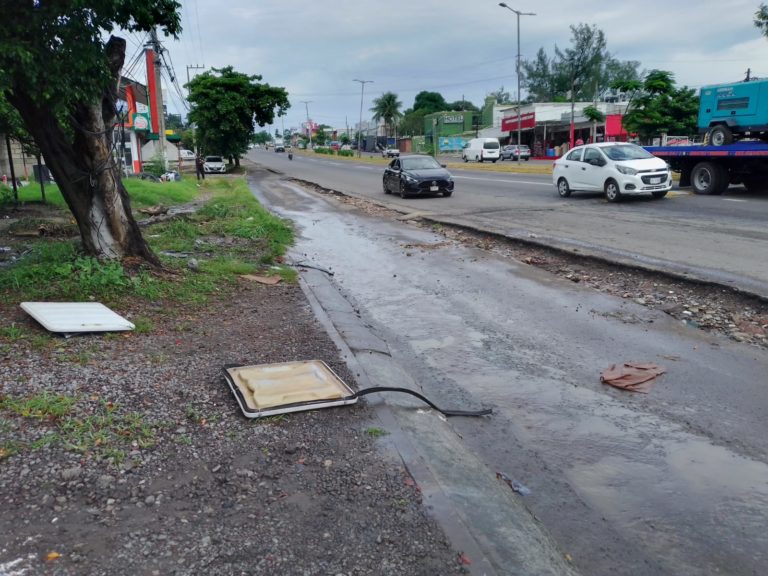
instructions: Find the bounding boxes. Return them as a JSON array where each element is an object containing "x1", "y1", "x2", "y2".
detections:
[
  {"x1": 249, "y1": 164, "x2": 768, "y2": 576},
  {"x1": 250, "y1": 150, "x2": 768, "y2": 298}
]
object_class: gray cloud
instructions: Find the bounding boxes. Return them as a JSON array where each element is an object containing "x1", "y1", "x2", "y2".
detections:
[{"x1": 152, "y1": 0, "x2": 768, "y2": 130}]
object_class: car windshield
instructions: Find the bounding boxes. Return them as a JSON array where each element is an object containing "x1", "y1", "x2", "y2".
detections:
[
  {"x1": 601, "y1": 145, "x2": 653, "y2": 161},
  {"x1": 401, "y1": 157, "x2": 441, "y2": 170},
  {"x1": 206, "y1": 156, "x2": 223, "y2": 162}
]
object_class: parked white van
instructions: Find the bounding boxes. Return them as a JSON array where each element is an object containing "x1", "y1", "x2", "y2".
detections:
[{"x1": 461, "y1": 138, "x2": 501, "y2": 163}]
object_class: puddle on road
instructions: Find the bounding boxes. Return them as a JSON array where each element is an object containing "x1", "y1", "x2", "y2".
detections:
[{"x1": 263, "y1": 176, "x2": 768, "y2": 575}]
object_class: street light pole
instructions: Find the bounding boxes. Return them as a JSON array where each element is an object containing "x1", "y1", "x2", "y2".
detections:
[
  {"x1": 499, "y1": 3, "x2": 535, "y2": 164},
  {"x1": 301, "y1": 100, "x2": 313, "y2": 148},
  {"x1": 353, "y1": 79, "x2": 373, "y2": 157}
]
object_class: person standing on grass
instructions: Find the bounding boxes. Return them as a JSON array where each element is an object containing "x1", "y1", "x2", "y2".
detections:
[{"x1": 195, "y1": 155, "x2": 205, "y2": 181}]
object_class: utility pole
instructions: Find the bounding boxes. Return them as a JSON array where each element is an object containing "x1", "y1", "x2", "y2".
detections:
[
  {"x1": 300, "y1": 100, "x2": 313, "y2": 148},
  {"x1": 353, "y1": 79, "x2": 373, "y2": 157},
  {"x1": 499, "y1": 3, "x2": 535, "y2": 164},
  {"x1": 149, "y1": 29, "x2": 167, "y2": 170},
  {"x1": 186, "y1": 64, "x2": 204, "y2": 85}
]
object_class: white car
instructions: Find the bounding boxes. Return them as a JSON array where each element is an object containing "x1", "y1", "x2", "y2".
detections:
[
  {"x1": 203, "y1": 155, "x2": 227, "y2": 174},
  {"x1": 179, "y1": 149, "x2": 195, "y2": 161},
  {"x1": 553, "y1": 143, "x2": 672, "y2": 202},
  {"x1": 382, "y1": 147, "x2": 400, "y2": 158}
]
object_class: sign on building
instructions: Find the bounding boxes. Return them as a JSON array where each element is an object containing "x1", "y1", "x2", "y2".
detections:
[{"x1": 501, "y1": 112, "x2": 536, "y2": 131}]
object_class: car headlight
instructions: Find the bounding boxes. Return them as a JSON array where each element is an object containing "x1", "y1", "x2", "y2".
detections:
[
  {"x1": 404, "y1": 174, "x2": 418, "y2": 183},
  {"x1": 616, "y1": 164, "x2": 637, "y2": 176}
]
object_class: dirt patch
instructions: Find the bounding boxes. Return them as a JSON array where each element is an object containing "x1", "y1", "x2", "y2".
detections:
[{"x1": 0, "y1": 200, "x2": 466, "y2": 575}]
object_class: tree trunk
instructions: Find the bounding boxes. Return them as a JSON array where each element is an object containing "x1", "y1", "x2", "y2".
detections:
[{"x1": 8, "y1": 37, "x2": 159, "y2": 266}]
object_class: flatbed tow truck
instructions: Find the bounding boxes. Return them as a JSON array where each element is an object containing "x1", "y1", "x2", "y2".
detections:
[{"x1": 645, "y1": 141, "x2": 768, "y2": 195}]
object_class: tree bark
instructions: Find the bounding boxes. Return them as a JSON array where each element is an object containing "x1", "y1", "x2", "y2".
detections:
[{"x1": 8, "y1": 36, "x2": 160, "y2": 266}]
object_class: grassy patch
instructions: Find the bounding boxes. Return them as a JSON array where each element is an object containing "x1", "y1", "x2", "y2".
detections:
[
  {"x1": 132, "y1": 316, "x2": 154, "y2": 334},
  {"x1": 0, "y1": 324, "x2": 25, "y2": 341},
  {"x1": 365, "y1": 427, "x2": 389, "y2": 438},
  {"x1": 0, "y1": 394, "x2": 162, "y2": 465},
  {"x1": 0, "y1": 176, "x2": 294, "y2": 306},
  {"x1": 0, "y1": 391, "x2": 76, "y2": 420}
]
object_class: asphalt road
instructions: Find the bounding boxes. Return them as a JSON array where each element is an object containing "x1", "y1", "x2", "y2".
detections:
[
  {"x1": 249, "y1": 150, "x2": 768, "y2": 298},
  {"x1": 248, "y1": 164, "x2": 768, "y2": 576}
]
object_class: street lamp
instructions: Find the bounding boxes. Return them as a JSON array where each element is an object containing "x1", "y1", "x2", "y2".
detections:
[
  {"x1": 353, "y1": 79, "x2": 373, "y2": 157},
  {"x1": 301, "y1": 100, "x2": 313, "y2": 148},
  {"x1": 499, "y1": 3, "x2": 535, "y2": 164}
]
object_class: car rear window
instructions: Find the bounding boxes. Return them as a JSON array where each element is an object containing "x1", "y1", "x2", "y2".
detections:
[
  {"x1": 206, "y1": 156, "x2": 223, "y2": 162},
  {"x1": 483, "y1": 141, "x2": 500, "y2": 149}
]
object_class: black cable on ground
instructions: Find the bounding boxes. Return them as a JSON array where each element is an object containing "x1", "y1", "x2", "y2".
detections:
[{"x1": 353, "y1": 386, "x2": 492, "y2": 417}]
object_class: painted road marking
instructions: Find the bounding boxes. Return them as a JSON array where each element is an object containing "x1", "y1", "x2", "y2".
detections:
[
  {"x1": 453, "y1": 175, "x2": 552, "y2": 186},
  {"x1": 723, "y1": 198, "x2": 748, "y2": 202}
]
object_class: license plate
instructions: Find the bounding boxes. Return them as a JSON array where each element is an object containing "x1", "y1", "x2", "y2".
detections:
[
  {"x1": 430, "y1": 185, "x2": 439, "y2": 192},
  {"x1": 650, "y1": 177, "x2": 662, "y2": 184}
]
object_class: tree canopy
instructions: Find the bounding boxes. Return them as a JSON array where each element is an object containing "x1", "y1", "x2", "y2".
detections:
[
  {"x1": 370, "y1": 92, "x2": 402, "y2": 137},
  {"x1": 521, "y1": 26, "x2": 640, "y2": 103},
  {"x1": 755, "y1": 3, "x2": 768, "y2": 36},
  {"x1": 619, "y1": 70, "x2": 698, "y2": 142},
  {"x1": 187, "y1": 66, "x2": 289, "y2": 166},
  {"x1": 487, "y1": 86, "x2": 512, "y2": 105},
  {"x1": 412, "y1": 91, "x2": 449, "y2": 115}
]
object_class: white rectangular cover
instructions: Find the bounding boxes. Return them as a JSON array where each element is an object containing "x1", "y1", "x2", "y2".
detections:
[{"x1": 20, "y1": 302, "x2": 135, "y2": 333}]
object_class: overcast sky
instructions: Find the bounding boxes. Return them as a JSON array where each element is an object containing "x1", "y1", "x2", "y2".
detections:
[{"x1": 135, "y1": 0, "x2": 768, "y2": 131}]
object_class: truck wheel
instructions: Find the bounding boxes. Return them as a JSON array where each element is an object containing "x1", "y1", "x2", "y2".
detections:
[
  {"x1": 708, "y1": 125, "x2": 733, "y2": 146},
  {"x1": 691, "y1": 162, "x2": 728, "y2": 195},
  {"x1": 605, "y1": 179, "x2": 622, "y2": 202}
]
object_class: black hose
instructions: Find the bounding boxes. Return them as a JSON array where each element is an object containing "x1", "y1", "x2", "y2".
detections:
[{"x1": 353, "y1": 386, "x2": 492, "y2": 417}]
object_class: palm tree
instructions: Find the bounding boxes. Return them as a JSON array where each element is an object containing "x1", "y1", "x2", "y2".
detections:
[{"x1": 370, "y1": 92, "x2": 403, "y2": 140}]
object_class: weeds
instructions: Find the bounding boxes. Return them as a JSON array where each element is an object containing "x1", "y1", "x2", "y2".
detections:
[
  {"x1": 365, "y1": 427, "x2": 389, "y2": 438},
  {"x1": 30, "y1": 334, "x2": 53, "y2": 350},
  {"x1": 0, "y1": 391, "x2": 76, "y2": 420},
  {"x1": 0, "y1": 395, "x2": 162, "y2": 465},
  {"x1": 132, "y1": 316, "x2": 154, "y2": 334},
  {"x1": 0, "y1": 324, "x2": 25, "y2": 341}
]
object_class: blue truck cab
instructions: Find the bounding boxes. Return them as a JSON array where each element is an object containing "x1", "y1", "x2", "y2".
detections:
[{"x1": 699, "y1": 78, "x2": 768, "y2": 145}]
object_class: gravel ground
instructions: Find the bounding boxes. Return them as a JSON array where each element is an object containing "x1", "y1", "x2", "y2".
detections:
[
  {"x1": 0, "y1": 265, "x2": 465, "y2": 574},
  {"x1": 292, "y1": 178, "x2": 768, "y2": 351}
]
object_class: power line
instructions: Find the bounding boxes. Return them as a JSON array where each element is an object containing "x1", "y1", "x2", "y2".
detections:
[{"x1": 191, "y1": 0, "x2": 206, "y2": 65}]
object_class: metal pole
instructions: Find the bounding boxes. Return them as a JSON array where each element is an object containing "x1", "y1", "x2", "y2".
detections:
[
  {"x1": 353, "y1": 79, "x2": 373, "y2": 157},
  {"x1": 499, "y1": 4, "x2": 535, "y2": 164},
  {"x1": 516, "y1": 12, "x2": 521, "y2": 164},
  {"x1": 301, "y1": 101, "x2": 312, "y2": 148}
]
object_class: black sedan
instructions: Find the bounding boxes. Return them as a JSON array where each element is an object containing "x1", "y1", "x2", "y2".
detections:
[{"x1": 382, "y1": 155, "x2": 454, "y2": 198}]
